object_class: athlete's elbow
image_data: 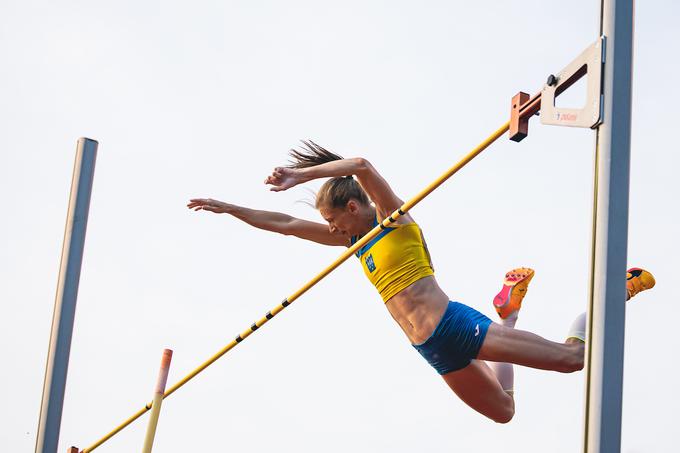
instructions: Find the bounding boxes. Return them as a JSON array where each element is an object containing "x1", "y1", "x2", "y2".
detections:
[
  {"x1": 276, "y1": 223, "x2": 295, "y2": 236},
  {"x1": 268, "y1": 215, "x2": 296, "y2": 236},
  {"x1": 248, "y1": 219, "x2": 289, "y2": 236},
  {"x1": 351, "y1": 157, "x2": 373, "y2": 175}
]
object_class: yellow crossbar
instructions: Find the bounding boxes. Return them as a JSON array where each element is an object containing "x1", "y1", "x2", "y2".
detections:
[{"x1": 79, "y1": 121, "x2": 510, "y2": 452}]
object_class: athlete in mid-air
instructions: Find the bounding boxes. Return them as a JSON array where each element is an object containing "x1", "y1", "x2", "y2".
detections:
[{"x1": 188, "y1": 141, "x2": 655, "y2": 422}]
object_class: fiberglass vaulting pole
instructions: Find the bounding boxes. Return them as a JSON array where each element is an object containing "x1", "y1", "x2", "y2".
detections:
[{"x1": 584, "y1": 0, "x2": 634, "y2": 452}]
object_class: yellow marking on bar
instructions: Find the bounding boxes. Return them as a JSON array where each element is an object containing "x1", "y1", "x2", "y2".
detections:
[{"x1": 79, "y1": 120, "x2": 510, "y2": 452}]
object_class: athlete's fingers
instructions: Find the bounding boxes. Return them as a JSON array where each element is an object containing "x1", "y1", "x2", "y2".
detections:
[
  {"x1": 188, "y1": 199, "x2": 215, "y2": 208},
  {"x1": 266, "y1": 175, "x2": 285, "y2": 186}
]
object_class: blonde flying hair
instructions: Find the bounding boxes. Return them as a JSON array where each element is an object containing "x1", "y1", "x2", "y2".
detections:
[{"x1": 287, "y1": 140, "x2": 370, "y2": 209}]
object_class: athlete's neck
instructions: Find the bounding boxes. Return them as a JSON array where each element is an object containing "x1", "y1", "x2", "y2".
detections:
[{"x1": 356, "y1": 207, "x2": 377, "y2": 237}]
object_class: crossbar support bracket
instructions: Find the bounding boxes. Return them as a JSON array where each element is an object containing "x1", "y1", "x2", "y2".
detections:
[{"x1": 510, "y1": 36, "x2": 606, "y2": 141}]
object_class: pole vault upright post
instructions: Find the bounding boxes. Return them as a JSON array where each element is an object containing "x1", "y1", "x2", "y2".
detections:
[
  {"x1": 36, "y1": 138, "x2": 98, "y2": 453},
  {"x1": 509, "y1": 2, "x2": 634, "y2": 445},
  {"x1": 585, "y1": 0, "x2": 634, "y2": 451}
]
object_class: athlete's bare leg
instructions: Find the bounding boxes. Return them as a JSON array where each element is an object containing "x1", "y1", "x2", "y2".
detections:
[
  {"x1": 441, "y1": 324, "x2": 582, "y2": 423},
  {"x1": 478, "y1": 323, "x2": 584, "y2": 372}
]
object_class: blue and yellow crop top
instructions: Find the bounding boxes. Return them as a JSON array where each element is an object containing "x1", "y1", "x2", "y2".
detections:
[{"x1": 350, "y1": 216, "x2": 434, "y2": 303}]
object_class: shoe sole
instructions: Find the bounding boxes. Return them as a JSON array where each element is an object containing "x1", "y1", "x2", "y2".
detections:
[{"x1": 494, "y1": 268, "x2": 534, "y2": 318}]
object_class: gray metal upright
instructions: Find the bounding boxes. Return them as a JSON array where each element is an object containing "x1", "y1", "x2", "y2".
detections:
[
  {"x1": 584, "y1": 0, "x2": 634, "y2": 452},
  {"x1": 35, "y1": 138, "x2": 98, "y2": 453}
]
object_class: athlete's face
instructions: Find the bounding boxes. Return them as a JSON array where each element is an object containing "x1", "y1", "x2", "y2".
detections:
[{"x1": 318, "y1": 200, "x2": 363, "y2": 237}]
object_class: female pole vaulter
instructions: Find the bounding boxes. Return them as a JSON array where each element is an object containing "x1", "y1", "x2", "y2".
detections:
[{"x1": 188, "y1": 141, "x2": 654, "y2": 423}]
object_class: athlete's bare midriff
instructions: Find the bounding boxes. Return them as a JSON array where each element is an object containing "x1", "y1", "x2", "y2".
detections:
[{"x1": 385, "y1": 275, "x2": 449, "y2": 345}]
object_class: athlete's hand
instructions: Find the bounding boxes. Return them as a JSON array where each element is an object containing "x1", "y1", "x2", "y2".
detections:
[
  {"x1": 187, "y1": 198, "x2": 231, "y2": 213},
  {"x1": 264, "y1": 167, "x2": 304, "y2": 192}
]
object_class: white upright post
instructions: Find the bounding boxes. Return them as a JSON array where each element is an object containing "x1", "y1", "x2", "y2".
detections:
[
  {"x1": 584, "y1": 0, "x2": 634, "y2": 452},
  {"x1": 141, "y1": 349, "x2": 173, "y2": 453},
  {"x1": 35, "y1": 138, "x2": 98, "y2": 453}
]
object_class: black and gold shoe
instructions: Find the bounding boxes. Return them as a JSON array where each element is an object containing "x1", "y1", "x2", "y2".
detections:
[{"x1": 626, "y1": 268, "x2": 655, "y2": 301}]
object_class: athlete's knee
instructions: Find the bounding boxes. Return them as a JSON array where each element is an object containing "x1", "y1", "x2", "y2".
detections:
[
  {"x1": 493, "y1": 406, "x2": 514, "y2": 424},
  {"x1": 494, "y1": 409, "x2": 514, "y2": 424},
  {"x1": 491, "y1": 393, "x2": 515, "y2": 424}
]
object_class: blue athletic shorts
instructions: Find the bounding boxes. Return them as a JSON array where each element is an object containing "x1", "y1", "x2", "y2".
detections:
[{"x1": 412, "y1": 301, "x2": 492, "y2": 374}]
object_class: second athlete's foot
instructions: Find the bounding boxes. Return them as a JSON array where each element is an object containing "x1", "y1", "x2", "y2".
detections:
[
  {"x1": 493, "y1": 267, "x2": 535, "y2": 319},
  {"x1": 626, "y1": 268, "x2": 655, "y2": 301}
]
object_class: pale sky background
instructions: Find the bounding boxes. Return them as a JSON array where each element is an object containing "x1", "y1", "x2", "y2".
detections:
[{"x1": 1, "y1": 1, "x2": 678, "y2": 452}]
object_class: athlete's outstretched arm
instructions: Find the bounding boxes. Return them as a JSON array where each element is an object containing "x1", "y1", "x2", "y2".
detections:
[
  {"x1": 264, "y1": 157, "x2": 404, "y2": 219},
  {"x1": 187, "y1": 198, "x2": 348, "y2": 246}
]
